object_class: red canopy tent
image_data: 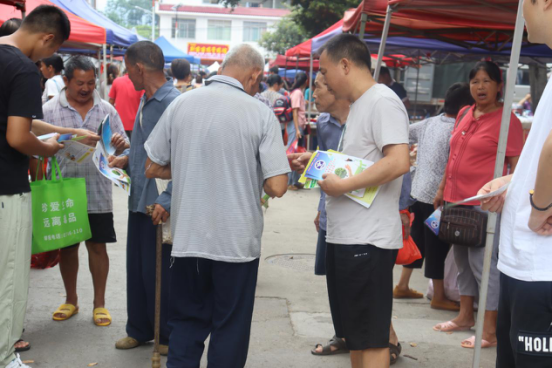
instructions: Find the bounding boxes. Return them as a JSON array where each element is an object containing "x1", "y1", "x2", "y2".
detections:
[
  {"x1": 0, "y1": 0, "x2": 25, "y2": 15},
  {"x1": 285, "y1": 19, "x2": 344, "y2": 57},
  {"x1": 0, "y1": 0, "x2": 106, "y2": 47}
]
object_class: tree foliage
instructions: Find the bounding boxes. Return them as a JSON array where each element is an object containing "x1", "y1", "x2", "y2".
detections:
[
  {"x1": 258, "y1": 16, "x2": 307, "y2": 56},
  {"x1": 104, "y1": 0, "x2": 155, "y2": 27},
  {"x1": 289, "y1": 0, "x2": 359, "y2": 38}
]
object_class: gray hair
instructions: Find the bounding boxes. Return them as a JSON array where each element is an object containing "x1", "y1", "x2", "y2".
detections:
[
  {"x1": 65, "y1": 55, "x2": 96, "y2": 81},
  {"x1": 221, "y1": 44, "x2": 264, "y2": 72}
]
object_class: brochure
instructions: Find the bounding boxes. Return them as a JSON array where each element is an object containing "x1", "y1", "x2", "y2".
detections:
[
  {"x1": 92, "y1": 145, "x2": 131, "y2": 195},
  {"x1": 60, "y1": 140, "x2": 96, "y2": 164},
  {"x1": 424, "y1": 208, "x2": 442, "y2": 236},
  {"x1": 445, "y1": 183, "x2": 510, "y2": 209},
  {"x1": 97, "y1": 114, "x2": 116, "y2": 156},
  {"x1": 91, "y1": 114, "x2": 131, "y2": 195},
  {"x1": 38, "y1": 132, "x2": 74, "y2": 142},
  {"x1": 299, "y1": 150, "x2": 380, "y2": 209}
]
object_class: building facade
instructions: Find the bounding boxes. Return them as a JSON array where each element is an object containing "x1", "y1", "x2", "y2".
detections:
[{"x1": 156, "y1": 0, "x2": 289, "y2": 64}]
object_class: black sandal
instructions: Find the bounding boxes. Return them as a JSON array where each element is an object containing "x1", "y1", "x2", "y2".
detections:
[
  {"x1": 389, "y1": 342, "x2": 402, "y2": 365},
  {"x1": 311, "y1": 335, "x2": 349, "y2": 356},
  {"x1": 15, "y1": 339, "x2": 31, "y2": 353}
]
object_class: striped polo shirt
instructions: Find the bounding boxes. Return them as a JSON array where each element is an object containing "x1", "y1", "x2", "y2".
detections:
[{"x1": 145, "y1": 75, "x2": 290, "y2": 262}]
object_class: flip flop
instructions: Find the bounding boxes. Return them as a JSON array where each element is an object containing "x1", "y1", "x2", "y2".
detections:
[
  {"x1": 311, "y1": 336, "x2": 349, "y2": 356},
  {"x1": 53, "y1": 304, "x2": 79, "y2": 321},
  {"x1": 14, "y1": 339, "x2": 30, "y2": 353},
  {"x1": 389, "y1": 342, "x2": 402, "y2": 365},
  {"x1": 93, "y1": 307, "x2": 112, "y2": 327},
  {"x1": 461, "y1": 336, "x2": 497, "y2": 349},
  {"x1": 433, "y1": 320, "x2": 472, "y2": 332}
]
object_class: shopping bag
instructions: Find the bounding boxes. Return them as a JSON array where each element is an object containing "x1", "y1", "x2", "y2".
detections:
[
  {"x1": 286, "y1": 139, "x2": 307, "y2": 155},
  {"x1": 30, "y1": 157, "x2": 91, "y2": 254},
  {"x1": 31, "y1": 250, "x2": 61, "y2": 269},
  {"x1": 396, "y1": 210, "x2": 422, "y2": 265}
]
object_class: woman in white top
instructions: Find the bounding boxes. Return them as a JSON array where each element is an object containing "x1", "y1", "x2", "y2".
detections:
[{"x1": 39, "y1": 54, "x2": 64, "y2": 104}]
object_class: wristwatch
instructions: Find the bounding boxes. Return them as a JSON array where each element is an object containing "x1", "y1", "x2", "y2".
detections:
[{"x1": 529, "y1": 190, "x2": 552, "y2": 211}]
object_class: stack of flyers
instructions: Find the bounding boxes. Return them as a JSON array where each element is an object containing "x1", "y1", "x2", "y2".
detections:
[
  {"x1": 92, "y1": 115, "x2": 131, "y2": 195},
  {"x1": 299, "y1": 150, "x2": 380, "y2": 209}
]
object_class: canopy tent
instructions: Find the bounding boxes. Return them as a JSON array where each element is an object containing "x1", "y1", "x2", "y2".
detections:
[
  {"x1": 0, "y1": 0, "x2": 106, "y2": 47},
  {"x1": 270, "y1": 55, "x2": 319, "y2": 70},
  {"x1": 154, "y1": 36, "x2": 200, "y2": 64},
  {"x1": 285, "y1": 19, "x2": 344, "y2": 57},
  {"x1": 50, "y1": 0, "x2": 138, "y2": 48},
  {"x1": 0, "y1": 0, "x2": 25, "y2": 15}
]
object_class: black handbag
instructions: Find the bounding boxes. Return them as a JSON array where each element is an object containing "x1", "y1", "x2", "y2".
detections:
[{"x1": 438, "y1": 206, "x2": 488, "y2": 247}]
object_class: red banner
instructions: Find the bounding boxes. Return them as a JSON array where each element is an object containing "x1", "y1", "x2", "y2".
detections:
[{"x1": 188, "y1": 43, "x2": 229, "y2": 60}]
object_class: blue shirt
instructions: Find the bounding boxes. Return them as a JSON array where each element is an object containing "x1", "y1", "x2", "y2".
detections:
[
  {"x1": 316, "y1": 113, "x2": 344, "y2": 231},
  {"x1": 125, "y1": 80, "x2": 181, "y2": 214}
]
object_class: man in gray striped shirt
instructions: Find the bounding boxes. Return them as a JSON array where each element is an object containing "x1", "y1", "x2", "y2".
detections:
[{"x1": 145, "y1": 44, "x2": 289, "y2": 367}]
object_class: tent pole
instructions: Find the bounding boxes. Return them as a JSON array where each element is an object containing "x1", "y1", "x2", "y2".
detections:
[
  {"x1": 284, "y1": 57, "x2": 288, "y2": 87},
  {"x1": 374, "y1": 5, "x2": 392, "y2": 81},
  {"x1": 152, "y1": 0, "x2": 156, "y2": 41},
  {"x1": 414, "y1": 60, "x2": 419, "y2": 118},
  {"x1": 307, "y1": 53, "x2": 314, "y2": 151},
  {"x1": 102, "y1": 44, "x2": 108, "y2": 100},
  {"x1": 472, "y1": 1, "x2": 525, "y2": 367},
  {"x1": 358, "y1": 12, "x2": 368, "y2": 40},
  {"x1": 110, "y1": 45, "x2": 114, "y2": 62}
]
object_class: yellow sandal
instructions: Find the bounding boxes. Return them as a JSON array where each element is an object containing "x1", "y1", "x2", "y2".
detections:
[
  {"x1": 52, "y1": 304, "x2": 79, "y2": 321},
  {"x1": 93, "y1": 307, "x2": 112, "y2": 327}
]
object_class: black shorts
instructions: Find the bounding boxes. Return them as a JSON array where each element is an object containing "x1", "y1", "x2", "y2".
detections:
[
  {"x1": 66, "y1": 213, "x2": 116, "y2": 248},
  {"x1": 497, "y1": 272, "x2": 552, "y2": 368},
  {"x1": 326, "y1": 242, "x2": 397, "y2": 351}
]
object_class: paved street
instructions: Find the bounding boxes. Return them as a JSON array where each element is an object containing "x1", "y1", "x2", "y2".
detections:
[{"x1": 21, "y1": 186, "x2": 496, "y2": 368}]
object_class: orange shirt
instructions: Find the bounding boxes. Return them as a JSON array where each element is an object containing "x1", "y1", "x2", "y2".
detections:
[{"x1": 443, "y1": 105, "x2": 524, "y2": 205}]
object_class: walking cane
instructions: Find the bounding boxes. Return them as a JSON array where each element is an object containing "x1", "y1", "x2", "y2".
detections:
[{"x1": 146, "y1": 204, "x2": 163, "y2": 368}]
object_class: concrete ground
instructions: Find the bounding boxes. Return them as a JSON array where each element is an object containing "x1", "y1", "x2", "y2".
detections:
[{"x1": 21, "y1": 187, "x2": 496, "y2": 368}]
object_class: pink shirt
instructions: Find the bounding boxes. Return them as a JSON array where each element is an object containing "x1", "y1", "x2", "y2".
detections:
[
  {"x1": 290, "y1": 88, "x2": 307, "y2": 129},
  {"x1": 443, "y1": 105, "x2": 524, "y2": 205},
  {"x1": 108, "y1": 75, "x2": 144, "y2": 131}
]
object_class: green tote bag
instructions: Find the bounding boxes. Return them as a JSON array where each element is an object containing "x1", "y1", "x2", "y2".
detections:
[{"x1": 30, "y1": 157, "x2": 92, "y2": 254}]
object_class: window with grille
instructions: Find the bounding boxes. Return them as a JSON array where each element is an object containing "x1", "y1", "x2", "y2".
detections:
[
  {"x1": 243, "y1": 21, "x2": 267, "y2": 42},
  {"x1": 207, "y1": 20, "x2": 232, "y2": 41},
  {"x1": 172, "y1": 18, "x2": 196, "y2": 39}
]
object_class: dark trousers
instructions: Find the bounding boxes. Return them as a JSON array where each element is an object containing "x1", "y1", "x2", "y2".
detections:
[
  {"x1": 126, "y1": 211, "x2": 172, "y2": 345},
  {"x1": 314, "y1": 229, "x2": 327, "y2": 276},
  {"x1": 408, "y1": 201, "x2": 451, "y2": 279},
  {"x1": 496, "y1": 272, "x2": 552, "y2": 368},
  {"x1": 167, "y1": 257, "x2": 260, "y2": 368}
]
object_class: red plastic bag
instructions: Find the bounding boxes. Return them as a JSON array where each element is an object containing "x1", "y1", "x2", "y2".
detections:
[
  {"x1": 31, "y1": 250, "x2": 61, "y2": 269},
  {"x1": 396, "y1": 210, "x2": 422, "y2": 265},
  {"x1": 286, "y1": 139, "x2": 307, "y2": 155}
]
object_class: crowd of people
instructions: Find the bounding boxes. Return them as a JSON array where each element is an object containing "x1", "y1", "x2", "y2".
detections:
[{"x1": 1, "y1": 1, "x2": 552, "y2": 368}]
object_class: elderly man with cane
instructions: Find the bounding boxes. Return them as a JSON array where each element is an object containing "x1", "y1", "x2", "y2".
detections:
[{"x1": 144, "y1": 44, "x2": 290, "y2": 368}]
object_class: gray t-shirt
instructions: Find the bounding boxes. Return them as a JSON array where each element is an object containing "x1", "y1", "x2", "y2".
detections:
[
  {"x1": 325, "y1": 84, "x2": 409, "y2": 249},
  {"x1": 145, "y1": 75, "x2": 290, "y2": 262}
]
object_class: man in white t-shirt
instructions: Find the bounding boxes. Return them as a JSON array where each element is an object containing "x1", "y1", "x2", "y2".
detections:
[
  {"x1": 292, "y1": 34, "x2": 410, "y2": 368},
  {"x1": 478, "y1": 1, "x2": 552, "y2": 366}
]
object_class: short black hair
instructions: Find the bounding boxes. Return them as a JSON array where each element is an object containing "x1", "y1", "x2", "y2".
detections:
[
  {"x1": 125, "y1": 41, "x2": 165, "y2": 71},
  {"x1": 443, "y1": 82, "x2": 475, "y2": 116},
  {"x1": 21, "y1": 5, "x2": 70, "y2": 43},
  {"x1": 64, "y1": 55, "x2": 96, "y2": 81},
  {"x1": 41, "y1": 54, "x2": 64, "y2": 73},
  {"x1": 171, "y1": 59, "x2": 191, "y2": 80},
  {"x1": 379, "y1": 66, "x2": 391, "y2": 77},
  {"x1": 199, "y1": 71, "x2": 207, "y2": 77},
  {"x1": 0, "y1": 18, "x2": 22, "y2": 36},
  {"x1": 319, "y1": 34, "x2": 372, "y2": 71},
  {"x1": 267, "y1": 74, "x2": 283, "y2": 87},
  {"x1": 469, "y1": 61, "x2": 503, "y2": 99},
  {"x1": 269, "y1": 66, "x2": 279, "y2": 74}
]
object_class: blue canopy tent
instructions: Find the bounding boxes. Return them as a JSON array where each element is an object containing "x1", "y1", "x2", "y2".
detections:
[
  {"x1": 155, "y1": 36, "x2": 200, "y2": 64},
  {"x1": 50, "y1": 0, "x2": 138, "y2": 48}
]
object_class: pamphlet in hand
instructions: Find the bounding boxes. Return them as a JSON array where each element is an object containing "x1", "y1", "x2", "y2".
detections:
[
  {"x1": 92, "y1": 114, "x2": 131, "y2": 195},
  {"x1": 424, "y1": 208, "x2": 442, "y2": 236},
  {"x1": 97, "y1": 114, "x2": 116, "y2": 156},
  {"x1": 445, "y1": 183, "x2": 510, "y2": 209},
  {"x1": 38, "y1": 133, "x2": 94, "y2": 163},
  {"x1": 300, "y1": 150, "x2": 380, "y2": 209}
]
